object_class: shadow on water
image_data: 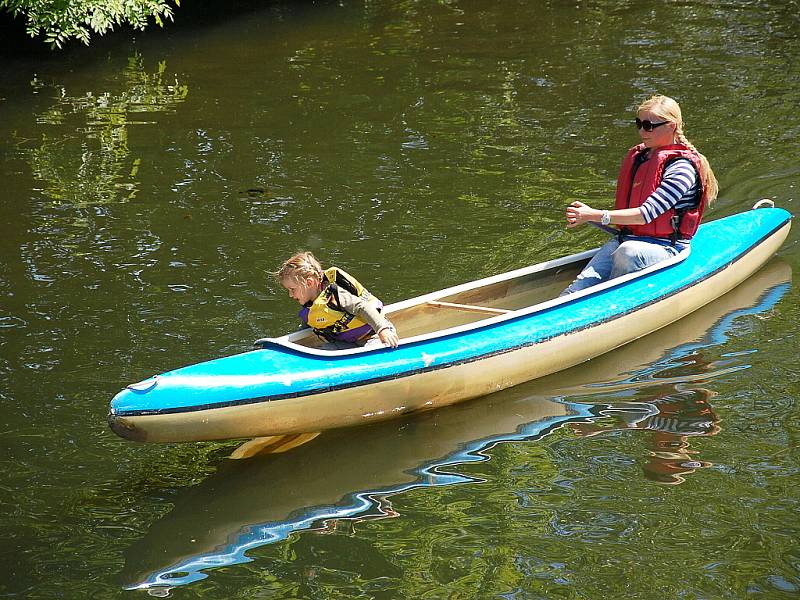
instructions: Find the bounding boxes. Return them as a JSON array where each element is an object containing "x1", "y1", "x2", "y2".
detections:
[{"x1": 120, "y1": 259, "x2": 791, "y2": 592}]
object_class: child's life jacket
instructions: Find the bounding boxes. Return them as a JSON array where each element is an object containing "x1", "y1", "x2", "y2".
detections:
[{"x1": 299, "y1": 267, "x2": 387, "y2": 343}]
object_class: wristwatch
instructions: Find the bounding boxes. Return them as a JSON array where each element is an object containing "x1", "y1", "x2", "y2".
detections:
[{"x1": 600, "y1": 210, "x2": 611, "y2": 226}]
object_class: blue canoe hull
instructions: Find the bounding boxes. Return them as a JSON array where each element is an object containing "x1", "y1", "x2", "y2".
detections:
[{"x1": 108, "y1": 206, "x2": 791, "y2": 442}]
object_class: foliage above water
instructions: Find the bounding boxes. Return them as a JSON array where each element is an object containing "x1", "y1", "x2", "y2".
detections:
[{"x1": 0, "y1": 0, "x2": 180, "y2": 48}]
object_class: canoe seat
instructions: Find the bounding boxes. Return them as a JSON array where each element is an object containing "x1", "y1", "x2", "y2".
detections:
[{"x1": 425, "y1": 300, "x2": 512, "y2": 315}]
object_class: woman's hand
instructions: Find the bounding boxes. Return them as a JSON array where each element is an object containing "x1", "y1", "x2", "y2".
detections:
[{"x1": 566, "y1": 201, "x2": 600, "y2": 228}]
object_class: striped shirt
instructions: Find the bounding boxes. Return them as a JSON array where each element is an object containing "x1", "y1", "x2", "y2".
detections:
[{"x1": 639, "y1": 158, "x2": 700, "y2": 223}]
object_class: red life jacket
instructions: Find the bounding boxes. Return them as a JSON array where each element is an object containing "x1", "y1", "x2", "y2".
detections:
[{"x1": 614, "y1": 143, "x2": 706, "y2": 240}]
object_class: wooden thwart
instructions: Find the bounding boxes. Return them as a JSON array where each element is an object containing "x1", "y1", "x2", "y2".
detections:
[{"x1": 425, "y1": 300, "x2": 512, "y2": 315}]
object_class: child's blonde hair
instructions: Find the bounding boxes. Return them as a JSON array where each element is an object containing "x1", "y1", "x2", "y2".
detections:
[
  {"x1": 275, "y1": 251, "x2": 323, "y2": 284},
  {"x1": 637, "y1": 94, "x2": 719, "y2": 205}
]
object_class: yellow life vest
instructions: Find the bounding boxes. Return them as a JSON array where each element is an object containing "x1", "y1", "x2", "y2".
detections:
[{"x1": 301, "y1": 267, "x2": 382, "y2": 343}]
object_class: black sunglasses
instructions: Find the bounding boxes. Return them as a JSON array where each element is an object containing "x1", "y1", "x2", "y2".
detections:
[{"x1": 635, "y1": 118, "x2": 671, "y2": 132}]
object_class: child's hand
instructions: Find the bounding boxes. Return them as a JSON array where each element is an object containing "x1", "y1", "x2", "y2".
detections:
[{"x1": 378, "y1": 327, "x2": 399, "y2": 348}]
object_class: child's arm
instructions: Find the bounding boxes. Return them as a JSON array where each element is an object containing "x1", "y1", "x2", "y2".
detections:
[{"x1": 334, "y1": 287, "x2": 398, "y2": 347}]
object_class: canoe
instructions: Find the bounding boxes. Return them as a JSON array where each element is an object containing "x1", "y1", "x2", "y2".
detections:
[
  {"x1": 121, "y1": 259, "x2": 791, "y2": 590},
  {"x1": 107, "y1": 202, "x2": 792, "y2": 443}
]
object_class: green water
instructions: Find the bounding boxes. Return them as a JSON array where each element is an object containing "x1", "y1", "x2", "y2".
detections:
[{"x1": 1, "y1": 1, "x2": 798, "y2": 598}]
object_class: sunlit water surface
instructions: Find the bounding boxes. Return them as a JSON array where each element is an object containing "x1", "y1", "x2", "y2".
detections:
[{"x1": 1, "y1": 1, "x2": 798, "y2": 598}]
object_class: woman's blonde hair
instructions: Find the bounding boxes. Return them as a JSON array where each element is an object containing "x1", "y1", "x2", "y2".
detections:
[
  {"x1": 275, "y1": 251, "x2": 323, "y2": 284},
  {"x1": 638, "y1": 94, "x2": 719, "y2": 205}
]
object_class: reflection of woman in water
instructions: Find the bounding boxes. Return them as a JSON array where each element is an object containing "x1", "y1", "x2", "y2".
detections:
[
  {"x1": 642, "y1": 432, "x2": 714, "y2": 485},
  {"x1": 571, "y1": 388, "x2": 721, "y2": 485}
]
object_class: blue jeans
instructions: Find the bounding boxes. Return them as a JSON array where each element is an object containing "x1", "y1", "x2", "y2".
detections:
[{"x1": 561, "y1": 237, "x2": 683, "y2": 295}]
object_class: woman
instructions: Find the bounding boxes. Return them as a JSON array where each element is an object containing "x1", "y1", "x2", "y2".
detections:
[{"x1": 561, "y1": 94, "x2": 719, "y2": 295}]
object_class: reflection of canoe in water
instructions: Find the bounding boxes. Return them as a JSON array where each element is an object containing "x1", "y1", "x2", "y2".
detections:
[
  {"x1": 120, "y1": 259, "x2": 791, "y2": 590},
  {"x1": 108, "y1": 205, "x2": 791, "y2": 443},
  {"x1": 121, "y1": 395, "x2": 586, "y2": 589}
]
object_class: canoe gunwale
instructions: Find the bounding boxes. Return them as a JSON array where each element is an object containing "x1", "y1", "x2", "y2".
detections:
[{"x1": 256, "y1": 244, "x2": 691, "y2": 357}]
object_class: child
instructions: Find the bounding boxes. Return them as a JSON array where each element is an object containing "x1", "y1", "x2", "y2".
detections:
[{"x1": 276, "y1": 251, "x2": 399, "y2": 349}]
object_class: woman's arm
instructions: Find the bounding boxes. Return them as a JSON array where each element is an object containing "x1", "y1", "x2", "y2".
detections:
[
  {"x1": 566, "y1": 201, "x2": 645, "y2": 227},
  {"x1": 567, "y1": 159, "x2": 699, "y2": 228}
]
